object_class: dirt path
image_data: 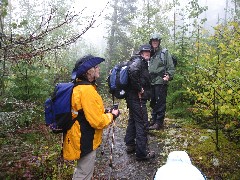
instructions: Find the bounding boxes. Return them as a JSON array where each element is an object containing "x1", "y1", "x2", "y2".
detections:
[{"x1": 93, "y1": 118, "x2": 179, "y2": 180}]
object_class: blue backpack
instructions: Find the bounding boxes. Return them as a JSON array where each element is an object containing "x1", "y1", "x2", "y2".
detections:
[
  {"x1": 44, "y1": 81, "x2": 90, "y2": 133},
  {"x1": 108, "y1": 56, "x2": 137, "y2": 99}
]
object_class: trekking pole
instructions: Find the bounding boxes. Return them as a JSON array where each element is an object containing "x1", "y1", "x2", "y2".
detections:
[
  {"x1": 95, "y1": 119, "x2": 113, "y2": 179},
  {"x1": 101, "y1": 99, "x2": 117, "y2": 156},
  {"x1": 108, "y1": 119, "x2": 115, "y2": 179},
  {"x1": 108, "y1": 101, "x2": 119, "y2": 176},
  {"x1": 112, "y1": 93, "x2": 115, "y2": 106},
  {"x1": 101, "y1": 124, "x2": 112, "y2": 155},
  {"x1": 109, "y1": 120, "x2": 115, "y2": 168}
]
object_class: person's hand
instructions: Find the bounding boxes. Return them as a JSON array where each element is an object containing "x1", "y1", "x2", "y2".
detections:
[
  {"x1": 111, "y1": 109, "x2": 119, "y2": 116},
  {"x1": 163, "y1": 74, "x2": 170, "y2": 81},
  {"x1": 111, "y1": 109, "x2": 120, "y2": 120}
]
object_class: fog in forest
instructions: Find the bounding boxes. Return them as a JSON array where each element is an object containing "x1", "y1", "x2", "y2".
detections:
[{"x1": 77, "y1": 0, "x2": 227, "y2": 49}]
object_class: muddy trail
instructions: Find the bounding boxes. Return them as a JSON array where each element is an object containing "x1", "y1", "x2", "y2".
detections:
[{"x1": 93, "y1": 117, "x2": 180, "y2": 180}]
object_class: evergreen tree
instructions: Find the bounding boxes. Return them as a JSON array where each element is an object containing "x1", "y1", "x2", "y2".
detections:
[{"x1": 105, "y1": 0, "x2": 138, "y2": 75}]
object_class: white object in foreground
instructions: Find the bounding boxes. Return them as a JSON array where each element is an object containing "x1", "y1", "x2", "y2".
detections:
[{"x1": 154, "y1": 151, "x2": 206, "y2": 180}]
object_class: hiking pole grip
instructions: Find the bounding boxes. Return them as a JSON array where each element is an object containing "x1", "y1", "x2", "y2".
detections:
[{"x1": 113, "y1": 103, "x2": 118, "y2": 110}]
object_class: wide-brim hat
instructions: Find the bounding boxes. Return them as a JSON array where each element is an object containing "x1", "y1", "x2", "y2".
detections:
[{"x1": 72, "y1": 54, "x2": 105, "y2": 79}]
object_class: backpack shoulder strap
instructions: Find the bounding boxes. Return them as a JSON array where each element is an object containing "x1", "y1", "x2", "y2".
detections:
[
  {"x1": 160, "y1": 48, "x2": 168, "y2": 61},
  {"x1": 71, "y1": 81, "x2": 90, "y2": 121},
  {"x1": 160, "y1": 48, "x2": 169, "y2": 70}
]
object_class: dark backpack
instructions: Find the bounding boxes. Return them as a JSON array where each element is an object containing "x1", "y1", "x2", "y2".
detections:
[
  {"x1": 172, "y1": 55, "x2": 178, "y2": 67},
  {"x1": 160, "y1": 48, "x2": 177, "y2": 67},
  {"x1": 44, "y1": 81, "x2": 89, "y2": 133},
  {"x1": 108, "y1": 56, "x2": 137, "y2": 99}
]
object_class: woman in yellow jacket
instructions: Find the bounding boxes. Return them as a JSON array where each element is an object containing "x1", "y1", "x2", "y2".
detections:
[{"x1": 63, "y1": 54, "x2": 120, "y2": 180}]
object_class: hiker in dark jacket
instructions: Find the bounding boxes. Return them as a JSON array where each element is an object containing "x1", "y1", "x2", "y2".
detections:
[
  {"x1": 148, "y1": 33, "x2": 175, "y2": 130},
  {"x1": 124, "y1": 44, "x2": 155, "y2": 161}
]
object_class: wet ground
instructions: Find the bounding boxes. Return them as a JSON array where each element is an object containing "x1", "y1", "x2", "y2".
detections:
[{"x1": 93, "y1": 117, "x2": 177, "y2": 180}]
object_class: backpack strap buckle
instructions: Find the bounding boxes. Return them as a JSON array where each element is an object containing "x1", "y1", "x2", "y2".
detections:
[{"x1": 71, "y1": 109, "x2": 78, "y2": 115}]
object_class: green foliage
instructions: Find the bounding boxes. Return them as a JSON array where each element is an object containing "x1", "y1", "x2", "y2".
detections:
[
  {"x1": 7, "y1": 61, "x2": 52, "y2": 102},
  {"x1": 167, "y1": 40, "x2": 196, "y2": 119},
  {"x1": 187, "y1": 22, "x2": 240, "y2": 140},
  {"x1": 0, "y1": 0, "x2": 8, "y2": 17},
  {"x1": 130, "y1": 0, "x2": 173, "y2": 47},
  {"x1": 187, "y1": 0, "x2": 208, "y2": 18}
]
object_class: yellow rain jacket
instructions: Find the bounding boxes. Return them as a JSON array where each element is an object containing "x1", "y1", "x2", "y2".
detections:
[{"x1": 63, "y1": 82, "x2": 113, "y2": 160}]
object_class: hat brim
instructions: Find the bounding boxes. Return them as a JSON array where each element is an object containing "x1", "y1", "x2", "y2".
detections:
[{"x1": 76, "y1": 57, "x2": 105, "y2": 77}]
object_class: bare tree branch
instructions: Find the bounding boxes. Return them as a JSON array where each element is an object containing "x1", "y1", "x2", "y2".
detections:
[{"x1": 0, "y1": 7, "x2": 105, "y2": 63}]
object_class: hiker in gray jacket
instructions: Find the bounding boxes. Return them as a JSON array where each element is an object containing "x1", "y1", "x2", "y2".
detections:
[{"x1": 148, "y1": 33, "x2": 175, "y2": 130}]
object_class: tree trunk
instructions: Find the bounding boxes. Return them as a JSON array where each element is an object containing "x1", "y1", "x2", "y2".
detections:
[{"x1": 106, "y1": 0, "x2": 118, "y2": 75}]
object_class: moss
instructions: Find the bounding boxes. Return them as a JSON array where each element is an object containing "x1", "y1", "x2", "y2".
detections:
[
  {"x1": 157, "y1": 118, "x2": 240, "y2": 179},
  {"x1": 185, "y1": 127, "x2": 240, "y2": 179}
]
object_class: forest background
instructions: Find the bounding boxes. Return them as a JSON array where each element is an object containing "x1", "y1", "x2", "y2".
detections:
[{"x1": 0, "y1": 0, "x2": 239, "y2": 179}]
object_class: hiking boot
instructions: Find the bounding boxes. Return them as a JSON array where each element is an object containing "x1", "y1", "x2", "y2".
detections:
[
  {"x1": 136, "y1": 151, "x2": 155, "y2": 161},
  {"x1": 148, "y1": 123, "x2": 163, "y2": 130},
  {"x1": 126, "y1": 145, "x2": 135, "y2": 154}
]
